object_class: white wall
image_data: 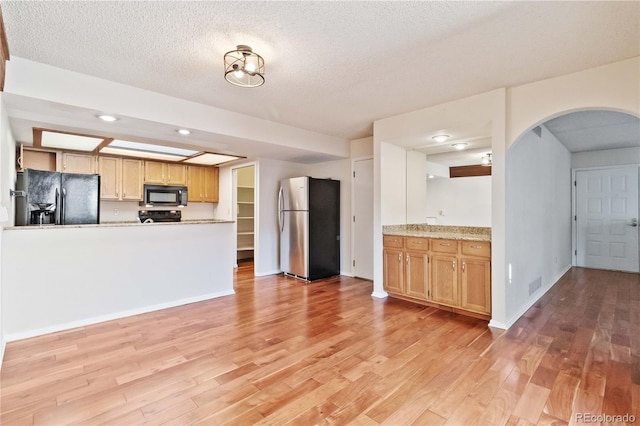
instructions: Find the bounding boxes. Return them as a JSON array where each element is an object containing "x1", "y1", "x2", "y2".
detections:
[
  {"x1": 426, "y1": 176, "x2": 492, "y2": 226},
  {"x1": 380, "y1": 142, "x2": 407, "y2": 225},
  {"x1": 2, "y1": 222, "x2": 235, "y2": 340},
  {"x1": 351, "y1": 136, "x2": 373, "y2": 158},
  {"x1": 406, "y1": 150, "x2": 427, "y2": 224},
  {"x1": 0, "y1": 95, "x2": 17, "y2": 366},
  {"x1": 505, "y1": 125, "x2": 572, "y2": 322},
  {"x1": 572, "y1": 147, "x2": 640, "y2": 169}
]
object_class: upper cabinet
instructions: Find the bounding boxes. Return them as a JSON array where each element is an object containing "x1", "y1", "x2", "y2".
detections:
[
  {"x1": 187, "y1": 165, "x2": 219, "y2": 203},
  {"x1": 144, "y1": 161, "x2": 186, "y2": 185},
  {"x1": 98, "y1": 156, "x2": 143, "y2": 201},
  {"x1": 62, "y1": 152, "x2": 96, "y2": 174}
]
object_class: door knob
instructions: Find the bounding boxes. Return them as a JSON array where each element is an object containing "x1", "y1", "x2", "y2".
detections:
[{"x1": 630, "y1": 218, "x2": 638, "y2": 227}]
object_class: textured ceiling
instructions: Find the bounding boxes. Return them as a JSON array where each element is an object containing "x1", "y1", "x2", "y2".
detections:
[{"x1": 2, "y1": 0, "x2": 639, "y2": 142}]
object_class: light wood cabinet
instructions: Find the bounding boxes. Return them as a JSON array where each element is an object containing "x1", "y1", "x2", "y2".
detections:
[
  {"x1": 187, "y1": 165, "x2": 219, "y2": 203},
  {"x1": 18, "y1": 146, "x2": 57, "y2": 171},
  {"x1": 460, "y1": 241, "x2": 492, "y2": 314},
  {"x1": 383, "y1": 235, "x2": 491, "y2": 318},
  {"x1": 144, "y1": 161, "x2": 186, "y2": 185},
  {"x1": 121, "y1": 159, "x2": 144, "y2": 201},
  {"x1": 62, "y1": 152, "x2": 96, "y2": 173},
  {"x1": 98, "y1": 156, "x2": 143, "y2": 201},
  {"x1": 383, "y1": 247, "x2": 405, "y2": 294}
]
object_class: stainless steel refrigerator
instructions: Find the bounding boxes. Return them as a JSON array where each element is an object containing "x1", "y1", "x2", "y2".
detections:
[
  {"x1": 278, "y1": 177, "x2": 340, "y2": 281},
  {"x1": 15, "y1": 169, "x2": 100, "y2": 226}
]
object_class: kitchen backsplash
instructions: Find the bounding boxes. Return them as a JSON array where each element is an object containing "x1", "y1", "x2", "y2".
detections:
[{"x1": 100, "y1": 201, "x2": 215, "y2": 223}]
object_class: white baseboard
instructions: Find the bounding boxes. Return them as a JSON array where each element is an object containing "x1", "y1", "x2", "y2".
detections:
[
  {"x1": 340, "y1": 270, "x2": 354, "y2": 277},
  {"x1": 5, "y1": 289, "x2": 236, "y2": 343},
  {"x1": 254, "y1": 270, "x2": 282, "y2": 277},
  {"x1": 371, "y1": 290, "x2": 388, "y2": 299},
  {"x1": 497, "y1": 264, "x2": 572, "y2": 331}
]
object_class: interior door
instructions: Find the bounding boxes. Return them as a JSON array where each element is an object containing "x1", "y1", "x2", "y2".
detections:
[
  {"x1": 576, "y1": 166, "x2": 639, "y2": 272},
  {"x1": 353, "y1": 158, "x2": 374, "y2": 279}
]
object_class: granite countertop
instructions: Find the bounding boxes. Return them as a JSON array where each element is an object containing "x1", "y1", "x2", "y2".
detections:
[
  {"x1": 383, "y1": 224, "x2": 491, "y2": 242},
  {"x1": 4, "y1": 219, "x2": 234, "y2": 230}
]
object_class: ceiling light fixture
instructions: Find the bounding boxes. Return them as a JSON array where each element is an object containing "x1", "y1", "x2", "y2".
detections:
[
  {"x1": 481, "y1": 153, "x2": 493, "y2": 166},
  {"x1": 97, "y1": 114, "x2": 118, "y2": 122},
  {"x1": 224, "y1": 45, "x2": 265, "y2": 88},
  {"x1": 177, "y1": 129, "x2": 191, "y2": 135},
  {"x1": 427, "y1": 174, "x2": 435, "y2": 179},
  {"x1": 452, "y1": 143, "x2": 468, "y2": 150},
  {"x1": 432, "y1": 134, "x2": 450, "y2": 143}
]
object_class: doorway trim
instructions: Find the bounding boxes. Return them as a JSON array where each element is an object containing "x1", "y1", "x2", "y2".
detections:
[
  {"x1": 351, "y1": 155, "x2": 374, "y2": 280},
  {"x1": 231, "y1": 161, "x2": 259, "y2": 273},
  {"x1": 571, "y1": 163, "x2": 640, "y2": 269}
]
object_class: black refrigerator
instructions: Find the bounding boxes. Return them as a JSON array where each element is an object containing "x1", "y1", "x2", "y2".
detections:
[
  {"x1": 15, "y1": 169, "x2": 100, "y2": 226},
  {"x1": 278, "y1": 177, "x2": 340, "y2": 281}
]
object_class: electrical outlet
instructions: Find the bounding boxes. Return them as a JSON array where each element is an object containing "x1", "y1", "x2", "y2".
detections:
[{"x1": 114, "y1": 208, "x2": 119, "y2": 216}]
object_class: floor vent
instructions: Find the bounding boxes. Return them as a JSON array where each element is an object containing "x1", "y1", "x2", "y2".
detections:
[{"x1": 529, "y1": 277, "x2": 542, "y2": 296}]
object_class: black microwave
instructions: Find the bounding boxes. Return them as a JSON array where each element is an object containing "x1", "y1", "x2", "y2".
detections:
[{"x1": 142, "y1": 184, "x2": 188, "y2": 207}]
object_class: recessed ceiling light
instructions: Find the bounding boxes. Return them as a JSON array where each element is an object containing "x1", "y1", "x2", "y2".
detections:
[
  {"x1": 177, "y1": 129, "x2": 191, "y2": 136},
  {"x1": 427, "y1": 174, "x2": 435, "y2": 179},
  {"x1": 97, "y1": 114, "x2": 118, "y2": 122},
  {"x1": 452, "y1": 143, "x2": 468, "y2": 150},
  {"x1": 432, "y1": 134, "x2": 450, "y2": 143}
]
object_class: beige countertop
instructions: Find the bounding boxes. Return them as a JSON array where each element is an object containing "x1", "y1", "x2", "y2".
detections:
[
  {"x1": 383, "y1": 224, "x2": 491, "y2": 242},
  {"x1": 4, "y1": 219, "x2": 234, "y2": 230}
]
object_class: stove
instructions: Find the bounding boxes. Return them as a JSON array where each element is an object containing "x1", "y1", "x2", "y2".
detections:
[{"x1": 138, "y1": 210, "x2": 182, "y2": 223}]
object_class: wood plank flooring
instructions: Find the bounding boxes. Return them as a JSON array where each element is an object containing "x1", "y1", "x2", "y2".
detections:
[{"x1": 1, "y1": 264, "x2": 638, "y2": 425}]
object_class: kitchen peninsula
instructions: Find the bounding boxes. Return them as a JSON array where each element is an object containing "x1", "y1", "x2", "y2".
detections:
[
  {"x1": 383, "y1": 224, "x2": 492, "y2": 320},
  {"x1": 2, "y1": 220, "x2": 235, "y2": 340}
]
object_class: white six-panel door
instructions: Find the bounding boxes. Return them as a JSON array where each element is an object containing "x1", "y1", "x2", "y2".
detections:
[{"x1": 576, "y1": 166, "x2": 639, "y2": 273}]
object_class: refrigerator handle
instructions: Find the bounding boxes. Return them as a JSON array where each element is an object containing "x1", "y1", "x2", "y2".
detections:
[
  {"x1": 278, "y1": 186, "x2": 284, "y2": 233},
  {"x1": 55, "y1": 188, "x2": 61, "y2": 225},
  {"x1": 60, "y1": 188, "x2": 66, "y2": 225}
]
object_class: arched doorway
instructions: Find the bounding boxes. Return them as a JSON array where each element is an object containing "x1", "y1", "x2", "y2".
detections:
[{"x1": 504, "y1": 109, "x2": 639, "y2": 319}]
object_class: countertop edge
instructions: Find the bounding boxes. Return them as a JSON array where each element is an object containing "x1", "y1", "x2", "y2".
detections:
[
  {"x1": 383, "y1": 231, "x2": 491, "y2": 242},
  {"x1": 3, "y1": 220, "x2": 235, "y2": 230}
]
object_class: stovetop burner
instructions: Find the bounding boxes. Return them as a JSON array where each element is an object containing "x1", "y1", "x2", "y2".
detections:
[{"x1": 138, "y1": 210, "x2": 182, "y2": 223}]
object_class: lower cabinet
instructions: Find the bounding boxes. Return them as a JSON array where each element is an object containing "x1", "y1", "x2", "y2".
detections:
[{"x1": 383, "y1": 235, "x2": 491, "y2": 318}]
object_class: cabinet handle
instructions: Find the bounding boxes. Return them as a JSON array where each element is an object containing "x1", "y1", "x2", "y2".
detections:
[
  {"x1": 470, "y1": 245, "x2": 482, "y2": 249},
  {"x1": 452, "y1": 260, "x2": 456, "y2": 271},
  {"x1": 440, "y1": 243, "x2": 450, "y2": 247},
  {"x1": 462, "y1": 262, "x2": 466, "y2": 272},
  {"x1": 406, "y1": 255, "x2": 410, "y2": 264},
  {"x1": 398, "y1": 253, "x2": 402, "y2": 262}
]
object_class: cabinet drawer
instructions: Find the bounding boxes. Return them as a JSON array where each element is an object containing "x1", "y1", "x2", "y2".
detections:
[
  {"x1": 461, "y1": 241, "x2": 491, "y2": 258},
  {"x1": 406, "y1": 237, "x2": 429, "y2": 252},
  {"x1": 383, "y1": 235, "x2": 404, "y2": 248},
  {"x1": 431, "y1": 239, "x2": 458, "y2": 254}
]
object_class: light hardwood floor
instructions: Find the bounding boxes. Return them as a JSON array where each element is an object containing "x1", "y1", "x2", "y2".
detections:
[{"x1": 1, "y1": 263, "x2": 638, "y2": 425}]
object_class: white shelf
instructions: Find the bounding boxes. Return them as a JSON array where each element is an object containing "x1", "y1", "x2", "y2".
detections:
[
  {"x1": 237, "y1": 201, "x2": 254, "y2": 205},
  {"x1": 237, "y1": 185, "x2": 254, "y2": 189},
  {"x1": 237, "y1": 246, "x2": 254, "y2": 251},
  {"x1": 237, "y1": 232, "x2": 254, "y2": 236},
  {"x1": 237, "y1": 216, "x2": 254, "y2": 220}
]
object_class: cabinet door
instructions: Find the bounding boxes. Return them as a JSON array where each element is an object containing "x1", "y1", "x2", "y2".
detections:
[
  {"x1": 187, "y1": 166, "x2": 204, "y2": 202},
  {"x1": 460, "y1": 258, "x2": 491, "y2": 314},
  {"x1": 122, "y1": 159, "x2": 144, "y2": 201},
  {"x1": 166, "y1": 164, "x2": 187, "y2": 185},
  {"x1": 98, "y1": 157, "x2": 120, "y2": 200},
  {"x1": 383, "y1": 249, "x2": 404, "y2": 294},
  {"x1": 144, "y1": 161, "x2": 166, "y2": 184},
  {"x1": 405, "y1": 251, "x2": 429, "y2": 299},
  {"x1": 431, "y1": 255, "x2": 458, "y2": 306},
  {"x1": 62, "y1": 153, "x2": 95, "y2": 174},
  {"x1": 203, "y1": 167, "x2": 219, "y2": 202}
]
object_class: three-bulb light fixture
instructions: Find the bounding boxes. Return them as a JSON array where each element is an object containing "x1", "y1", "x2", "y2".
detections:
[{"x1": 224, "y1": 45, "x2": 265, "y2": 88}]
